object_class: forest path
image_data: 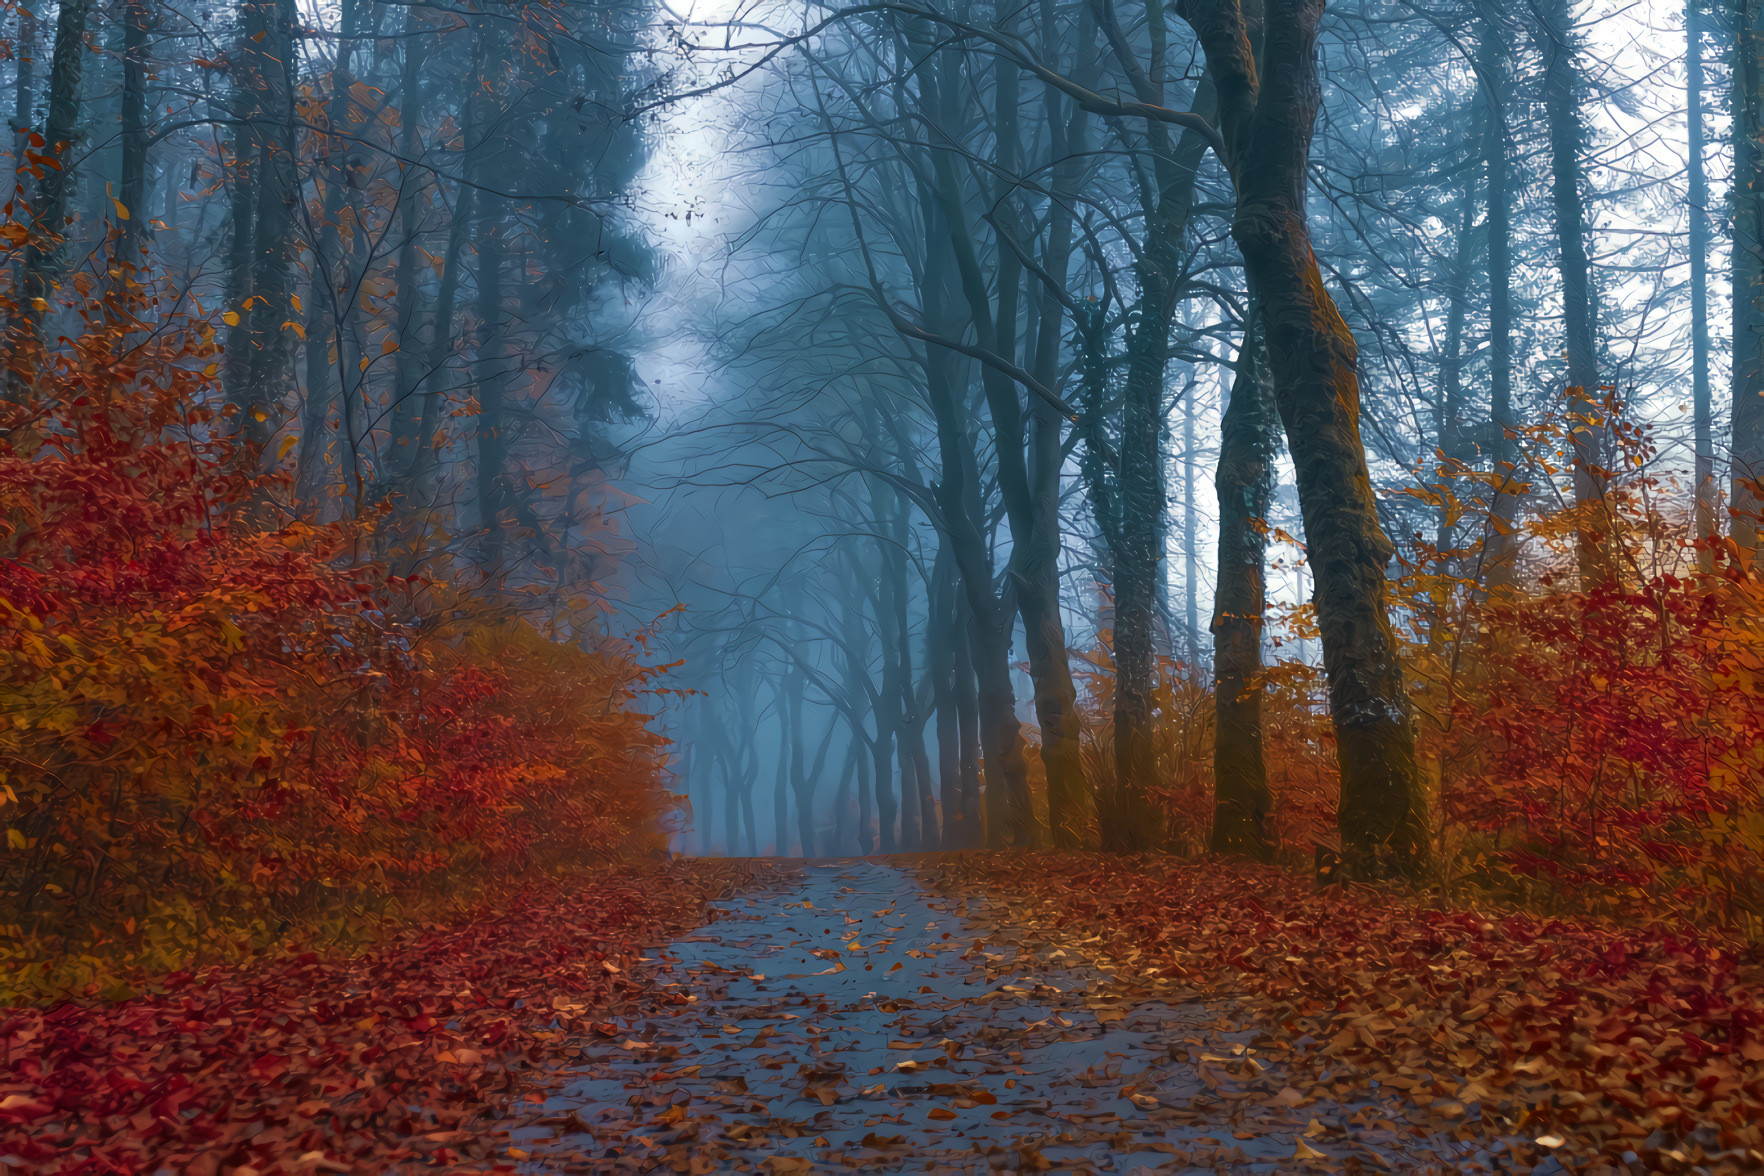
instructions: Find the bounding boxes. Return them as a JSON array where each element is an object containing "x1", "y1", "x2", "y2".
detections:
[{"x1": 516, "y1": 860, "x2": 1519, "y2": 1174}]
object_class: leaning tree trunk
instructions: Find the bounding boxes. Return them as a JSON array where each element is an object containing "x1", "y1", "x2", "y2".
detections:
[
  {"x1": 990, "y1": 19, "x2": 1090, "y2": 851},
  {"x1": 1105, "y1": 133, "x2": 1212, "y2": 851},
  {"x1": 1021, "y1": 106, "x2": 1093, "y2": 846},
  {"x1": 1179, "y1": 0, "x2": 1430, "y2": 879},
  {"x1": 1734, "y1": 0, "x2": 1764, "y2": 566},
  {"x1": 1210, "y1": 307, "x2": 1276, "y2": 860},
  {"x1": 914, "y1": 172, "x2": 1036, "y2": 847},
  {"x1": 911, "y1": 41, "x2": 1050, "y2": 849}
]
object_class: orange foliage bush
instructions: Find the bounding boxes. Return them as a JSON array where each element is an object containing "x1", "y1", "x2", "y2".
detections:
[
  {"x1": 1074, "y1": 403, "x2": 1764, "y2": 933},
  {"x1": 0, "y1": 322, "x2": 670, "y2": 995}
]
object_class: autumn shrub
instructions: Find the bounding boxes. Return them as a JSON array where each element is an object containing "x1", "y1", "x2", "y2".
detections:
[
  {"x1": 1068, "y1": 631, "x2": 1220, "y2": 852},
  {"x1": 0, "y1": 322, "x2": 670, "y2": 998},
  {"x1": 1090, "y1": 403, "x2": 1764, "y2": 934},
  {"x1": 1390, "y1": 408, "x2": 1764, "y2": 928},
  {"x1": 1410, "y1": 549, "x2": 1764, "y2": 928}
]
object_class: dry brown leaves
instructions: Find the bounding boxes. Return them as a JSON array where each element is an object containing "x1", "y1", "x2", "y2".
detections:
[{"x1": 920, "y1": 852, "x2": 1764, "y2": 1173}]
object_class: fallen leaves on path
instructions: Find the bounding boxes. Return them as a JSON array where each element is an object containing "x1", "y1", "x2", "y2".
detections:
[
  {"x1": 0, "y1": 860, "x2": 792, "y2": 1174},
  {"x1": 522, "y1": 860, "x2": 1483, "y2": 1173},
  {"x1": 921, "y1": 853, "x2": 1764, "y2": 1173}
]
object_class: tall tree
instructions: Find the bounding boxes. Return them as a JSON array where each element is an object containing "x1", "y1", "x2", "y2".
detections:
[
  {"x1": 1479, "y1": 1, "x2": 1521, "y2": 587},
  {"x1": 1209, "y1": 306, "x2": 1275, "y2": 857},
  {"x1": 1735, "y1": 0, "x2": 1764, "y2": 565},
  {"x1": 17, "y1": 0, "x2": 93, "y2": 356},
  {"x1": 1210, "y1": 307, "x2": 1275, "y2": 859},
  {"x1": 116, "y1": 0, "x2": 150, "y2": 270},
  {"x1": 1688, "y1": 0, "x2": 1717, "y2": 568},
  {"x1": 223, "y1": 0, "x2": 299, "y2": 453},
  {"x1": 1177, "y1": 0, "x2": 1430, "y2": 878},
  {"x1": 1538, "y1": 0, "x2": 1611, "y2": 588}
]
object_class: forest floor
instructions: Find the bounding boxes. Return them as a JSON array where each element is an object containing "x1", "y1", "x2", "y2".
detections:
[
  {"x1": 8, "y1": 854, "x2": 1761, "y2": 1174},
  {"x1": 506, "y1": 859, "x2": 1538, "y2": 1174}
]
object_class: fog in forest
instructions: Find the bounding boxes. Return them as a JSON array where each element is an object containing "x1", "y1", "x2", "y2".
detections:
[
  {"x1": 13, "y1": 0, "x2": 1764, "y2": 1168},
  {"x1": 3, "y1": 0, "x2": 1759, "y2": 897}
]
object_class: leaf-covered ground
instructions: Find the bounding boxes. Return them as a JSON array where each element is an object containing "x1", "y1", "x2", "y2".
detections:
[
  {"x1": 10, "y1": 854, "x2": 1761, "y2": 1174},
  {"x1": 0, "y1": 860, "x2": 790, "y2": 1174},
  {"x1": 513, "y1": 860, "x2": 1524, "y2": 1173},
  {"x1": 915, "y1": 854, "x2": 1764, "y2": 1175}
]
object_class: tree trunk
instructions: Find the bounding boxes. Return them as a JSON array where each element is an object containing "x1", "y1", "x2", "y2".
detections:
[
  {"x1": 240, "y1": 0, "x2": 299, "y2": 453},
  {"x1": 887, "y1": 490, "x2": 918, "y2": 851},
  {"x1": 832, "y1": 735, "x2": 858, "y2": 856},
  {"x1": 296, "y1": 0, "x2": 364, "y2": 514},
  {"x1": 115, "y1": 0, "x2": 149, "y2": 274},
  {"x1": 912, "y1": 171, "x2": 1036, "y2": 847},
  {"x1": 1478, "y1": 5, "x2": 1520, "y2": 587},
  {"x1": 390, "y1": 124, "x2": 476, "y2": 572},
  {"x1": 1183, "y1": 377, "x2": 1201, "y2": 671},
  {"x1": 930, "y1": 542, "x2": 964, "y2": 848},
  {"x1": 1080, "y1": 13, "x2": 1214, "y2": 850},
  {"x1": 1210, "y1": 308, "x2": 1275, "y2": 860},
  {"x1": 905, "y1": 692, "x2": 937, "y2": 849},
  {"x1": 1687, "y1": 0, "x2": 1717, "y2": 568},
  {"x1": 954, "y1": 595, "x2": 985, "y2": 847},
  {"x1": 772, "y1": 677, "x2": 793, "y2": 856},
  {"x1": 7, "y1": 4, "x2": 35, "y2": 341},
  {"x1": 17, "y1": 0, "x2": 93, "y2": 363},
  {"x1": 1539, "y1": 0, "x2": 1610, "y2": 588},
  {"x1": 903, "y1": 30, "x2": 1039, "y2": 848},
  {"x1": 734, "y1": 687, "x2": 760, "y2": 856},
  {"x1": 1733, "y1": 1, "x2": 1764, "y2": 566},
  {"x1": 1434, "y1": 107, "x2": 1479, "y2": 564},
  {"x1": 790, "y1": 681, "x2": 831, "y2": 859},
  {"x1": 867, "y1": 482, "x2": 905, "y2": 854},
  {"x1": 1108, "y1": 250, "x2": 1169, "y2": 852},
  {"x1": 839, "y1": 587, "x2": 877, "y2": 853},
  {"x1": 1011, "y1": 22, "x2": 1097, "y2": 848},
  {"x1": 10, "y1": 5, "x2": 34, "y2": 184},
  {"x1": 1179, "y1": 0, "x2": 1430, "y2": 879},
  {"x1": 474, "y1": 214, "x2": 509, "y2": 581},
  {"x1": 387, "y1": 3, "x2": 432, "y2": 500}
]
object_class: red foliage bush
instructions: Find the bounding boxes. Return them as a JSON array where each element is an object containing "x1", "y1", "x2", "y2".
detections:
[{"x1": 0, "y1": 322, "x2": 671, "y2": 994}]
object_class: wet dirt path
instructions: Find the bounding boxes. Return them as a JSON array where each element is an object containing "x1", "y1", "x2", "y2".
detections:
[{"x1": 516, "y1": 860, "x2": 1522, "y2": 1173}]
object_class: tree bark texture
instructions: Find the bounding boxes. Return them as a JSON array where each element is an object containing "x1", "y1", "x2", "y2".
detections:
[
  {"x1": 16, "y1": 0, "x2": 92, "y2": 372},
  {"x1": 1538, "y1": 0, "x2": 1611, "y2": 588},
  {"x1": 1734, "y1": 0, "x2": 1764, "y2": 565},
  {"x1": 1178, "y1": 0, "x2": 1430, "y2": 878},
  {"x1": 1210, "y1": 308, "x2": 1275, "y2": 860},
  {"x1": 1477, "y1": 5, "x2": 1520, "y2": 587},
  {"x1": 1688, "y1": 0, "x2": 1717, "y2": 568}
]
